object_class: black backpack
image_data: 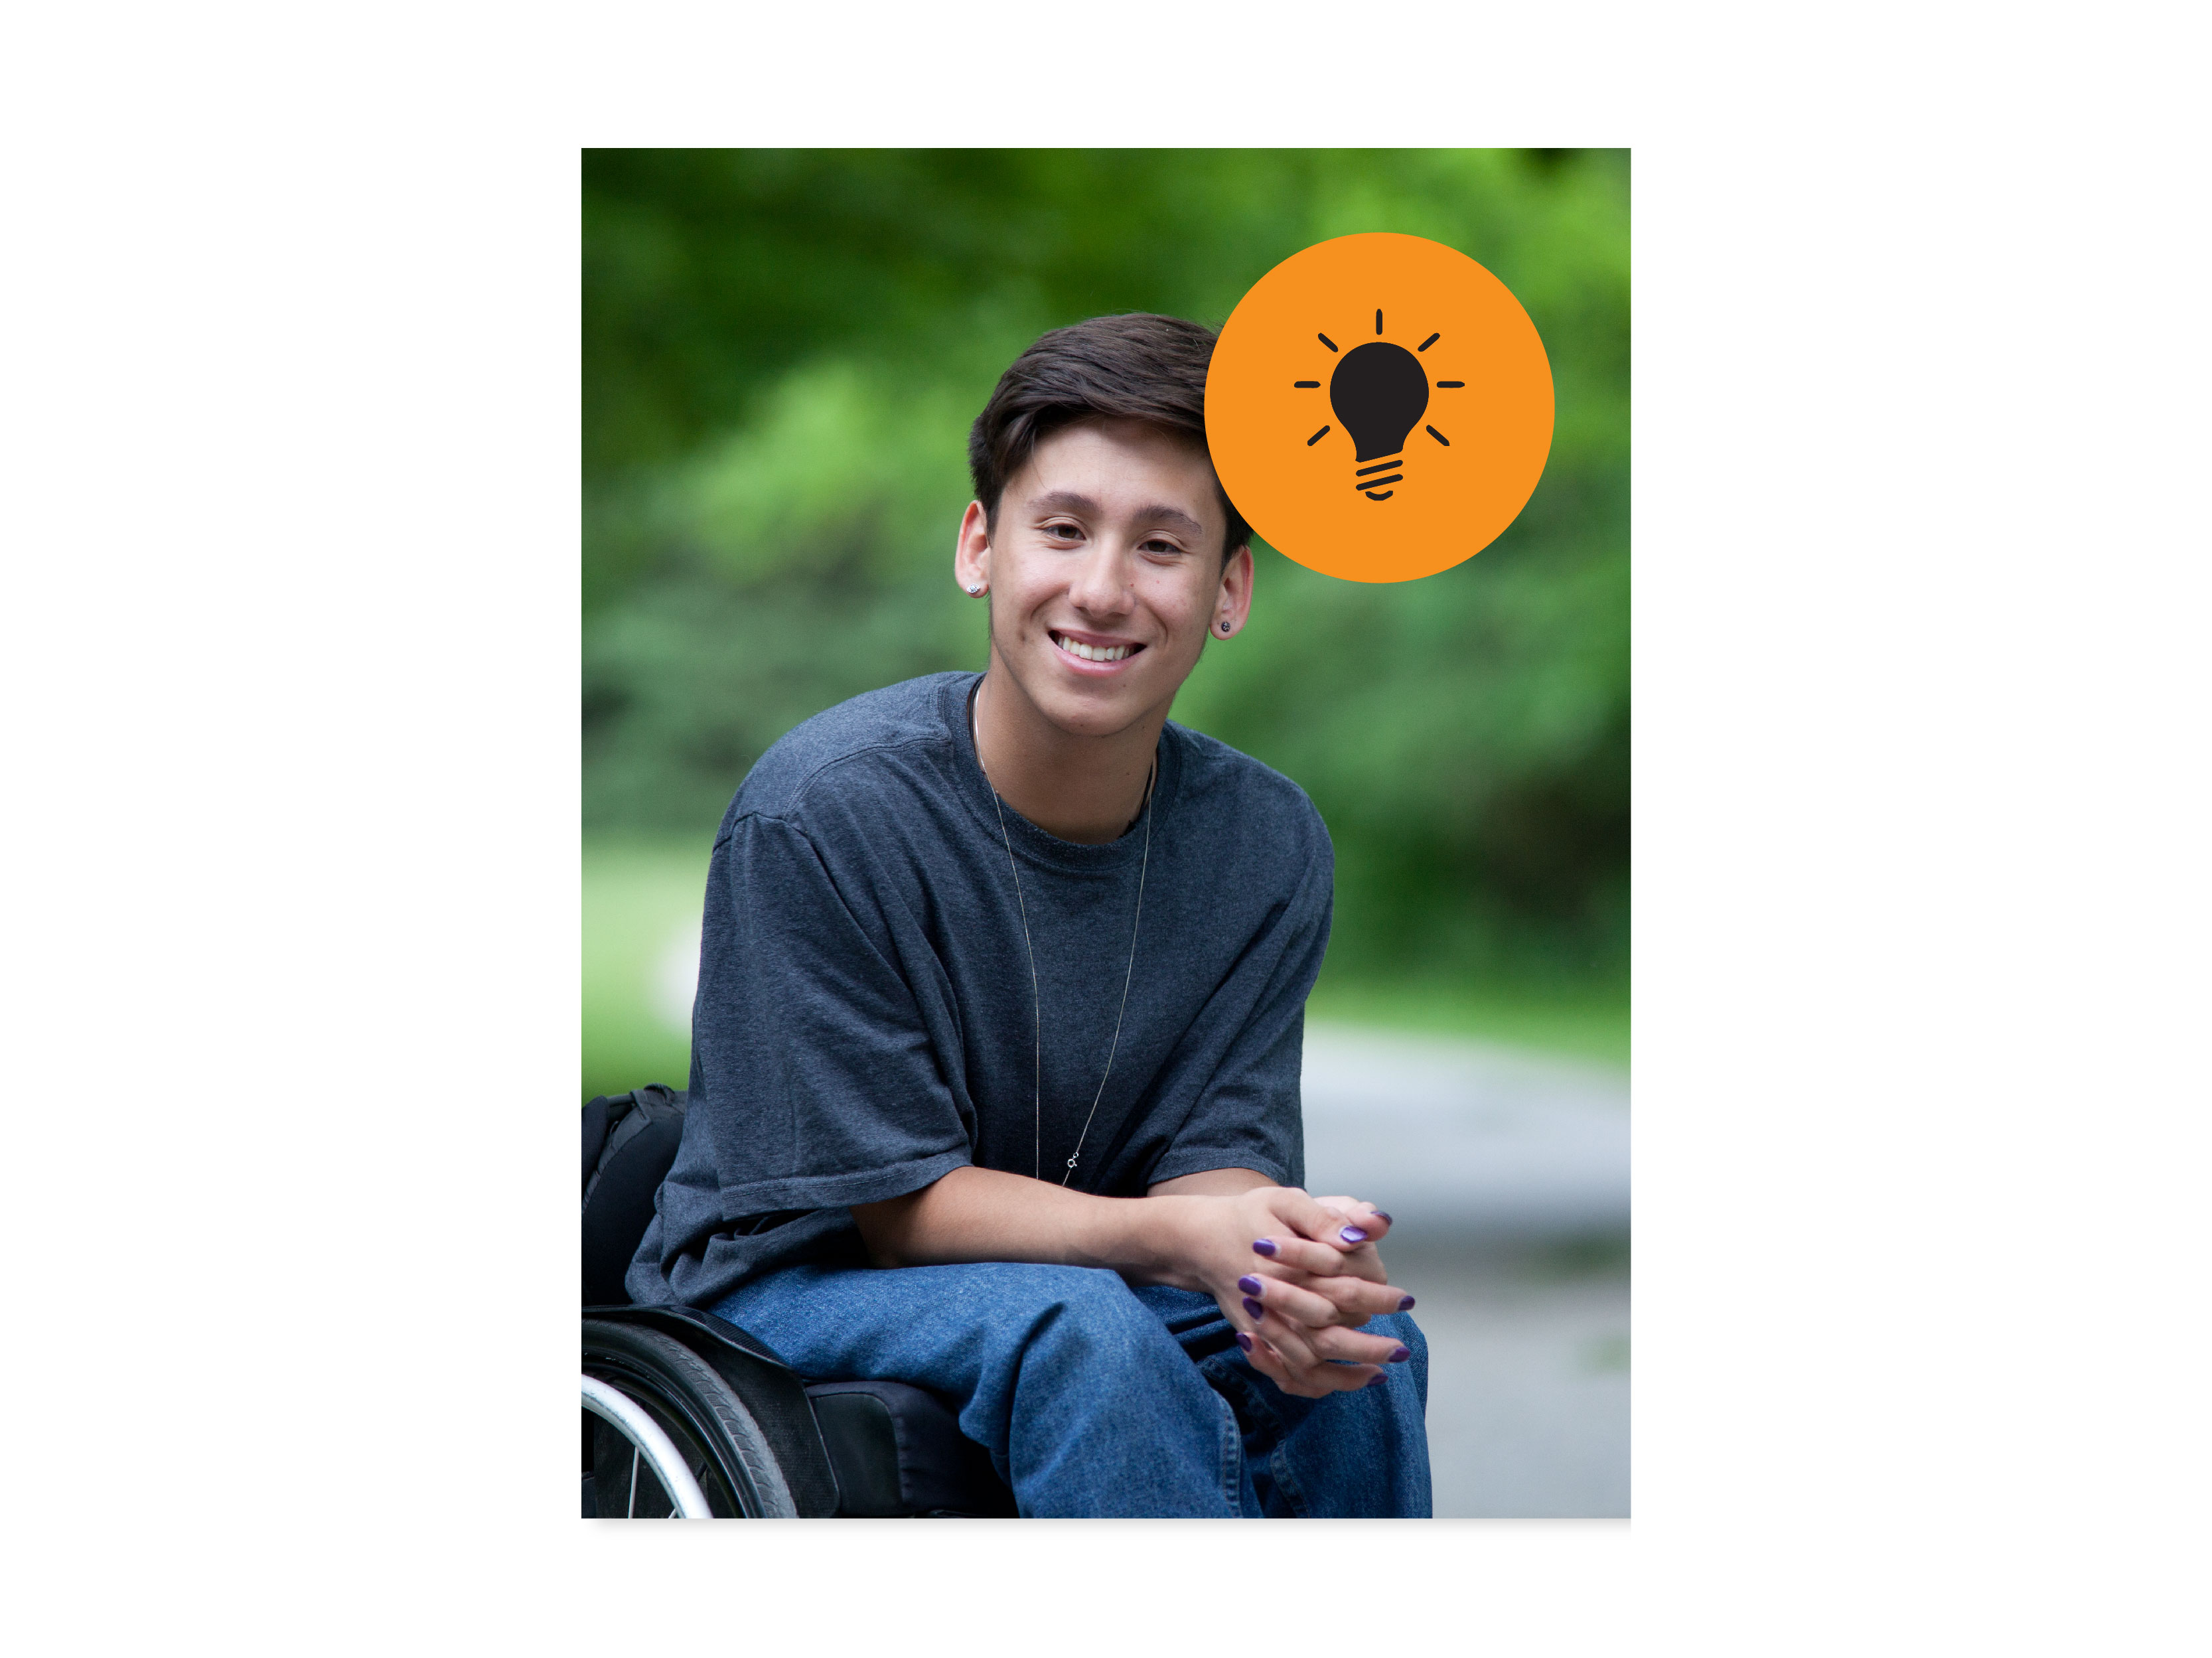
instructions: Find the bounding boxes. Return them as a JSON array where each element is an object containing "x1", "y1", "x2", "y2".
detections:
[{"x1": 581, "y1": 1084, "x2": 688, "y2": 1306}]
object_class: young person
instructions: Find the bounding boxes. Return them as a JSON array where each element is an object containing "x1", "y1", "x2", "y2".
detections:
[{"x1": 628, "y1": 313, "x2": 1431, "y2": 1517}]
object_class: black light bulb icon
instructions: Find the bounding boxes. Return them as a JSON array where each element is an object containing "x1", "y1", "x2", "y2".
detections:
[{"x1": 1297, "y1": 314, "x2": 1463, "y2": 500}]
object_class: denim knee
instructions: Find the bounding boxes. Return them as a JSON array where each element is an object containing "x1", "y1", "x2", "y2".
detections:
[
  {"x1": 986, "y1": 1266, "x2": 1181, "y2": 1379},
  {"x1": 1033, "y1": 1266, "x2": 1172, "y2": 1343},
  {"x1": 1364, "y1": 1310, "x2": 1428, "y2": 1406},
  {"x1": 1369, "y1": 1309, "x2": 1424, "y2": 1353}
]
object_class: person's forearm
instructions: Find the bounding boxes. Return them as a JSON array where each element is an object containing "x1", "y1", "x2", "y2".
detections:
[
  {"x1": 855, "y1": 1168, "x2": 1417, "y2": 1396},
  {"x1": 851, "y1": 1165, "x2": 1215, "y2": 1288}
]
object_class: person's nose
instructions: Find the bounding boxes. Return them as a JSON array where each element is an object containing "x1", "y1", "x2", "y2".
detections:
[{"x1": 1066, "y1": 538, "x2": 1135, "y2": 619}]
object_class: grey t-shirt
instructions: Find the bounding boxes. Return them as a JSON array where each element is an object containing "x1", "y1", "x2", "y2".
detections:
[{"x1": 627, "y1": 670, "x2": 1333, "y2": 1309}]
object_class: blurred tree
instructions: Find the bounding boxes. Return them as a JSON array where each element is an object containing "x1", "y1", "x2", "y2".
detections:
[{"x1": 583, "y1": 149, "x2": 1628, "y2": 986}]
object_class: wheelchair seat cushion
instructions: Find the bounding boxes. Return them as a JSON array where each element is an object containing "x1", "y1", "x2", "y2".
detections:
[{"x1": 803, "y1": 1380, "x2": 1017, "y2": 1517}]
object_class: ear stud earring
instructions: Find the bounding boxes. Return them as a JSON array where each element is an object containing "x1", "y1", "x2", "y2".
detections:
[
  {"x1": 967, "y1": 583, "x2": 985, "y2": 595},
  {"x1": 1219, "y1": 619, "x2": 1232, "y2": 633}
]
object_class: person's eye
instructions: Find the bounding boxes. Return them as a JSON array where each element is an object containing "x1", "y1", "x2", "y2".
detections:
[
  {"x1": 1045, "y1": 522, "x2": 1082, "y2": 540},
  {"x1": 1143, "y1": 537, "x2": 1186, "y2": 556}
]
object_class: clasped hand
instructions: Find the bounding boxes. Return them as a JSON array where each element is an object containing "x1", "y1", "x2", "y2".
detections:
[{"x1": 1184, "y1": 1187, "x2": 1413, "y2": 1399}]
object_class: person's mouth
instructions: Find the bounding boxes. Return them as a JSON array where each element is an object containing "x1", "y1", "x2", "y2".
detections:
[{"x1": 1049, "y1": 629, "x2": 1143, "y2": 664}]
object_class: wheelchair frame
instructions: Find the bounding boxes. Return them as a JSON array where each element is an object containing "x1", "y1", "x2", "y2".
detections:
[{"x1": 583, "y1": 1088, "x2": 1017, "y2": 1520}]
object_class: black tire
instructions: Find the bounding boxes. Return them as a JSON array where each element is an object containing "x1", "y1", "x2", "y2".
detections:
[{"x1": 583, "y1": 1320, "x2": 798, "y2": 1518}]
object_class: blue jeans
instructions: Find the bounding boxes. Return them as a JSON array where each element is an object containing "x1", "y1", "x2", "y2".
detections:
[{"x1": 712, "y1": 1262, "x2": 1432, "y2": 1517}]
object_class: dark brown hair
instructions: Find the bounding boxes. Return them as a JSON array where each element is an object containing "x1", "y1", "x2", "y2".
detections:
[{"x1": 967, "y1": 313, "x2": 1252, "y2": 561}]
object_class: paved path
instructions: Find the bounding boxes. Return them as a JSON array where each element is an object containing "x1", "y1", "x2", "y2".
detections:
[
  {"x1": 1382, "y1": 1239, "x2": 1629, "y2": 1517},
  {"x1": 1301, "y1": 1024, "x2": 1630, "y2": 1237},
  {"x1": 1301, "y1": 1025, "x2": 1631, "y2": 1518}
]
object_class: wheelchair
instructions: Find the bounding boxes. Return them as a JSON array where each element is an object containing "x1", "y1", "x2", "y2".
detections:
[{"x1": 582, "y1": 1087, "x2": 1017, "y2": 1519}]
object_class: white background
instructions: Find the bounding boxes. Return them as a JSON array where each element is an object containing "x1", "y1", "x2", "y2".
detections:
[{"x1": 4, "y1": 2, "x2": 2204, "y2": 1651}]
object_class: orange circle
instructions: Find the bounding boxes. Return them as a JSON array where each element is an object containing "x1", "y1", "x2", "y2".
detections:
[{"x1": 1207, "y1": 232, "x2": 1554, "y2": 583}]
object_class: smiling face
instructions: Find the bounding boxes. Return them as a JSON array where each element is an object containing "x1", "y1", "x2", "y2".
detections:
[{"x1": 956, "y1": 417, "x2": 1252, "y2": 743}]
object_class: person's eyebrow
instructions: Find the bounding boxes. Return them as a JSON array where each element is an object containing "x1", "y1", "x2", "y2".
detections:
[
  {"x1": 1027, "y1": 489, "x2": 1206, "y2": 540},
  {"x1": 1027, "y1": 489, "x2": 1102, "y2": 518},
  {"x1": 1134, "y1": 504, "x2": 1208, "y2": 540}
]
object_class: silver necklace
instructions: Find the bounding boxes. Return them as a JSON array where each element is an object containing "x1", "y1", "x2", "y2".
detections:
[{"x1": 972, "y1": 682, "x2": 1155, "y2": 1186}]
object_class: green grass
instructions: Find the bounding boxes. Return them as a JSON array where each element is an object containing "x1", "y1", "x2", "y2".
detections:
[
  {"x1": 1305, "y1": 976, "x2": 1629, "y2": 1068},
  {"x1": 582, "y1": 838, "x2": 713, "y2": 1101},
  {"x1": 583, "y1": 837, "x2": 1629, "y2": 1100}
]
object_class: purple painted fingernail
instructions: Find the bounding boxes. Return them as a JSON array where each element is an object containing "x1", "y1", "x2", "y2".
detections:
[
  {"x1": 1251, "y1": 1239, "x2": 1277, "y2": 1257},
  {"x1": 1388, "y1": 1345, "x2": 1412, "y2": 1363},
  {"x1": 1364, "y1": 1372, "x2": 1388, "y2": 1389},
  {"x1": 1398, "y1": 1294, "x2": 1416, "y2": 1311},
  {"x1": 1235, "y1": 1331, "x2": 1254, "y2": 1353},
  {"x1": 1243, "y1": 1297, "x2": 1266, "y2": 1321},
  {"x1": 1373, "y1": 1211, "x2": 1394, "y2": 1224},
  {"x1": 1236, "y1": 1276, "x2": 1264, "y2": 1298},
  {"x1": 1340, "y1": 1226, "x2": 1368, "y2": 1244}
]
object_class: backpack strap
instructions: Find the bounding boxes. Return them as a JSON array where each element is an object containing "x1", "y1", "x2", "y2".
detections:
[{"x1": 581, "y1": 1093, "x2": 621, "y2": 1194}]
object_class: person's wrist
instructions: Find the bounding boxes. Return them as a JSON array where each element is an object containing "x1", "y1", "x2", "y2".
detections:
[{"x1": 1128, "y1": 1194, "x2": 1209, "y2": 1290}]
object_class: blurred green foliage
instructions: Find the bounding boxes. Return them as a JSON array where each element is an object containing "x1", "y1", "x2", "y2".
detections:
[{"x1": 584, "y1": 149, "x2": 1628, "y2": 1002}]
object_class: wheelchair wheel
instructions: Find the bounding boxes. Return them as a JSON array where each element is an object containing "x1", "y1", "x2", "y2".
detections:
[
  {"x1": 583, "y1": 1376, "x2": 711, "y2": 1517},
  {"x1": 582, "y1": 1319, "x2": 798, "y2": 1519}
]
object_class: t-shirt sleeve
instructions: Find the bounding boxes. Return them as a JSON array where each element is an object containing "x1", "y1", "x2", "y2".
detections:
[
  {"x1": 680, "y1": 810, "x2": 973, "y2": 1219},
  {"x1": 1143, "y1": 816, "x2": 1332, "y2": 1191}
]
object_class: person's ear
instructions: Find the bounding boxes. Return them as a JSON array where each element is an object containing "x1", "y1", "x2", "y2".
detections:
[
  {"x1": 1211, "y1": 542, "x2": 1255, "y2": 639},
  {"x1": 954, "y1": 500, "x2": 992, "y2": 597}
]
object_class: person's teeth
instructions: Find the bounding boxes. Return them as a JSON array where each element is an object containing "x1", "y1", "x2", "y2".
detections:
[{"x1": 1057, "y1": 635, "x2": 1129, "y2": 662}]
